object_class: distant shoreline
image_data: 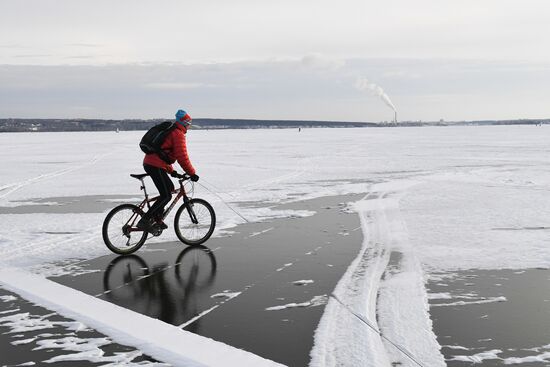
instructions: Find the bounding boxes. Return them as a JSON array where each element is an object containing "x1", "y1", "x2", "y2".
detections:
[{"x1": 0, "y1": 117, "x2": 547, "y2": 132}]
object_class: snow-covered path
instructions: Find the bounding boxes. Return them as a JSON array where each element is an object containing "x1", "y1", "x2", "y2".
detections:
[{"x1": 311, "y1": 181, "x2": 445, "y2": 367}]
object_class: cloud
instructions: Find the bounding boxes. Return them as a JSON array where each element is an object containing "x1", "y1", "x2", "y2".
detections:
[
  {"x1": 145, "y1": 82, "x2": 206, "y2": 90},
  {"x1": 63, "y1": 55, "x2": 105, "y2": 60},
  {"x1": 14, "y1": 54, "x2": 53, "y2": 58},
  {"x1": 0, "y1": 58, "x2": 548, "y2": 121},
  {"x1": 301, "y1": 53, "x2": 345, "y2": 70},
  {"x1": 66, "y1": 43, "x2": 102, "y2": 48},
  {"x1": 381, "y1": 70, "x2": 422, "y2": 79},
  {"x1": 0, "y1": 44, "x2": 24, "y2": 49}
]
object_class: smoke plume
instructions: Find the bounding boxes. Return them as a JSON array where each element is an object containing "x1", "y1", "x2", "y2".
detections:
[{"x1": 354, "y1": 77, "x2": 396, "y2": 112}]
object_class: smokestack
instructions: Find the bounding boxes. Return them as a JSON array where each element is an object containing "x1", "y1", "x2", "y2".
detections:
[{"x1": 394, "y1": 111, "x2": 397, "y2": 124}]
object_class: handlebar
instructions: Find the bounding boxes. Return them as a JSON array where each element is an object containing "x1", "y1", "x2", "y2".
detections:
[{"x1": 170, "y1": 171, "x2": 189, "y2": 180}]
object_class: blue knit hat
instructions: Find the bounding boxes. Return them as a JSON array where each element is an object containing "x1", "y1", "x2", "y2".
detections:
[{"x1": 175, "y1": 109, "x2": 192, "y2": 126}]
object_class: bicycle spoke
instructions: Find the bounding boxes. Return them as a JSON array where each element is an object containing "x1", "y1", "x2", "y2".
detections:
[
  {"x1": 175, "y1": 199, "x2": 215, "y2": 244},
  {"x1": 104, "y1": 205, "x2": 147, "y2": 254}
]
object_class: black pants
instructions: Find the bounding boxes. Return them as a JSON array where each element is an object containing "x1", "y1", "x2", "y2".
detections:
[{"x1": 143, "y1": 164, "x2": 174, "y2": 221}]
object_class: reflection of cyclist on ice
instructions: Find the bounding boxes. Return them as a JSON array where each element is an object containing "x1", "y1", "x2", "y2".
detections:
[
  {"x1": 138, "y1": 109, "x2": 200, "y2": 233},
  {"x1": 103, "y1": 246, "x2": 217, "y2": 326}
]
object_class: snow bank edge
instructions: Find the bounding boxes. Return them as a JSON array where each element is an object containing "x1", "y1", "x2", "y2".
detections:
[{"x1": 0, "y1": 268, "x2": 285, "y2": 367}]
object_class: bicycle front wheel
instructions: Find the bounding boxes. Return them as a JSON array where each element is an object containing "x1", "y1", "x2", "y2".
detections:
[
  {"x1": 174, "y1": 198, "x2": 216, "y2": 246},
  {"x1": 102, "y1": 204, "x2": 148, "y2": 254}
]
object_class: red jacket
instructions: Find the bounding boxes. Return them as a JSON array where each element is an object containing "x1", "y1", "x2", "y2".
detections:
[{"x1": 143, "y1": 124, "x2": 196, "y2": 175}]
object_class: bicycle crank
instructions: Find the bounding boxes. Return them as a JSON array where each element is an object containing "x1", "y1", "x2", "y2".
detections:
[{"x1": 150, "y1": 225, "x2": 163, "y2": 237}]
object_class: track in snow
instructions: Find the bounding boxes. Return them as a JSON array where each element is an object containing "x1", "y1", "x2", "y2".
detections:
[{"x1": 311, "y1": 180, "x2": 445, "y2": 367}]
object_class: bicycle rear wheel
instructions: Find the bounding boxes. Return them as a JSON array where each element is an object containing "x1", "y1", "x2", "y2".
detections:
[
  {"x1": 174, "y1": 198, "x2": 216, "y2": 246},
  {"x1": 102, "y1": 204, "x2": 148, "y2": 254}
]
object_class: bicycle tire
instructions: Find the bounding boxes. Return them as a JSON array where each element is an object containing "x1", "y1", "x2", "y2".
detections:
[
  {"x1": 174, "y1": 198, "x2": 216, "y2": 246},
  {"x1": 102, "y1": 204, "x2": 148, "y2": 254}
]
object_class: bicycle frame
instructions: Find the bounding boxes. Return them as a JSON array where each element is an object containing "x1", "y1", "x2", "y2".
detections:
[
  {"x1": 104, "y1": 173, "x2": 215, "y2": 254},
  {"x1": 126, "y1": 176, "x2": 198, "y2": 233}
]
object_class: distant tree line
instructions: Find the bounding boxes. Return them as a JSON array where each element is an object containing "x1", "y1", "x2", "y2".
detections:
[
  {"x1": 0, "y1": 118, "x2": 547, "y2": 133},
  {"x1": 0, "y1": 118, "x2": 376, "y2": 132}
]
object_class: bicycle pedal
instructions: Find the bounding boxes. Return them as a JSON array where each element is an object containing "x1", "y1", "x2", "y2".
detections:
[{"x1": 150, "y1": 225, "x2": 163, "y2": 237}]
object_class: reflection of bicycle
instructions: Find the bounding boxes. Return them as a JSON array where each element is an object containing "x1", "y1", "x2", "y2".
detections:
[
  {"x1": 102, "y1": 246, "x2": 217, "y2": 325},
  {"x1": 102, "y1": 172, "x2": 216, "y2": 254}
]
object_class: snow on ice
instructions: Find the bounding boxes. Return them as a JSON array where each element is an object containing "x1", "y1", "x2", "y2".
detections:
[{"x1": 1, "y1": 126, "x2": 550, "y2": 366}]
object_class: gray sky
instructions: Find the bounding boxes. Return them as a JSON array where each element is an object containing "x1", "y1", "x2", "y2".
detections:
[{"x1": 1, "y1": 0, "x2": 549, "y2": 121}]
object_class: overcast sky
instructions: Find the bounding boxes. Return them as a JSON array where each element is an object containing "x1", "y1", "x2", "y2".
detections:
[{"x1": 1, "y1": 0, "x2": 549, "y2": 121}]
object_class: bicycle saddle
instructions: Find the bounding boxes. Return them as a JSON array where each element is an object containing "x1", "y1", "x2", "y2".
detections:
[{"x1": 130, "y1": 173, "x2": 149, "y2": 179}]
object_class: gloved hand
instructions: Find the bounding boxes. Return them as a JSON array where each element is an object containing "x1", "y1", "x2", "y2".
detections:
[
  {"x1": 190, "y1": 174, "x2": 199, "y2": 182},
  {"x1": 170, "y1": 171, "x2": 180, "y2": 178}
]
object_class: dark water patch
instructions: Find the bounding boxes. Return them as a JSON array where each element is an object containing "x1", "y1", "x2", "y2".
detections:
[
  {"x1": 49, "y1": 194, "x2": 364, "y2": 366},
  {"x1": 230, "y1": 200, "x2": 270, "y2": 209},
  {"x1": 0, "y1": 195, "x2": 140, "y2": 214},
  {"x1": 492, "y1": 226, "x2": 550, "y2": 231},
  {"x1": 287, "y1": 192, "x2": 309, "y2": 198},
  {"x1": 428, "y1": 268, "x2": 550, "y2": 366}
]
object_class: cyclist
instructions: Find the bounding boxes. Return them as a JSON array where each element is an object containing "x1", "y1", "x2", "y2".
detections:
[{"x1": 138, "y1": 109, "x2": 199, "y2": 232}]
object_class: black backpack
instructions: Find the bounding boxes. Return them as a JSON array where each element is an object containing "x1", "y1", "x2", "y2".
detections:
[{"x1": 139, "y1": 121, "x2": 177, "y2": 163}]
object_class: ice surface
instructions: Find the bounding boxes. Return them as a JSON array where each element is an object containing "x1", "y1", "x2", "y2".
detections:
[
  {"x1": 210, "y1": 291, "x2": 242, "y2": 299},
  {"x1": 503, "y1": 351, "x2": 550, "y2": 364},
  {"x1": 3, "y1": 127, "x2": 548, "y2": 272},
  {"x1": 447, "y1": 346, "x2": 550, "y2": 365},
  {"x1": 292, "y1": 280, "x2": 314, "y2": 286},
  {"x1": 276, "y1": 263, "x2": 294, "y2": 272},
  {"x1": 431, "y1": 296, "x2": 507, "y2": 307},
  {"x1": 248, "y1": 227, "x2": 275, "y2": 238},
  {"x1": 427, "y1": 292, "x2": 452, "y2": 300},
  {"x1": 265, "y1": 295, "x2": 328, "y2": 311},
  {"x1": 449, "y1": 349, "x2": 502, "y2": 363},
  {"x1": 444, "y1": 345, "x2": 470, "y2": 350},
  {"x1": 0, "y1": 268, "x2": 284, "y2": 367},
  {"x1": 0, "y1": 293, "x2": 161, "y2": 366},
  {"x1": 0, "y1": 310, "x2": 87, "y2": 334},
  {"x1": 1, "y1": 126, "x2": 550, "y2": 366}
]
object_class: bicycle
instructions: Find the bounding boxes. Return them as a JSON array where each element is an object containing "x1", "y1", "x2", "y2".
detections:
[{"x1": 102, "y1": 172, "x2": 216, "y2": 255}]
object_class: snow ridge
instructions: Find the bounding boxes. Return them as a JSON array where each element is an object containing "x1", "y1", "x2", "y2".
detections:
[{"x1": 310, "y1": 181, "x2": 445, "y2": 367}]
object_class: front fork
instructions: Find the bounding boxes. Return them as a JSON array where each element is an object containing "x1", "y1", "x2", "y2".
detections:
[{"x1": 183, "y1": 196, "x2": 199, "y2": 224}]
